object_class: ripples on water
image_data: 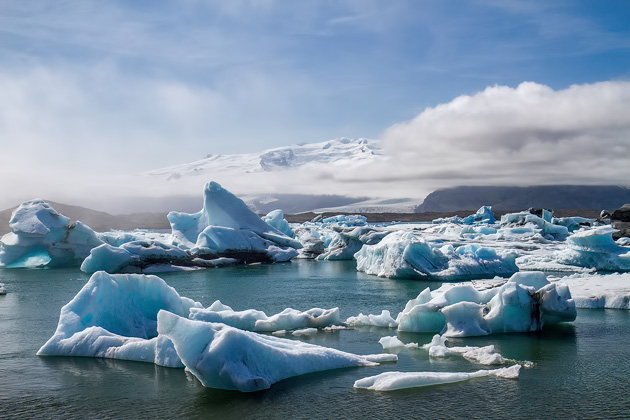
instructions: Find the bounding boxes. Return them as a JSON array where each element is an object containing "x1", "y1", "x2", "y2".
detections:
[{"x1": 0, "y1": 261, "x2": 629, "y2": 419}]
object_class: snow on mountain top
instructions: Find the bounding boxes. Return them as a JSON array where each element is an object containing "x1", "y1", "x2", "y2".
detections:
[{"x1": 143, "y1": 138, "x2": 382, "y2": 180}]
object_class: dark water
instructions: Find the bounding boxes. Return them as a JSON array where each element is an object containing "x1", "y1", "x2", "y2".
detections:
[{"x1": 1, "y1": 260, "x2": 629, "y2": 419}]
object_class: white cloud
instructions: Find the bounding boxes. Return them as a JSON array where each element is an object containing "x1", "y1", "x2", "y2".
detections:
[{"x1": 380, "y1": 81, "x2": 630, "y2": 189}]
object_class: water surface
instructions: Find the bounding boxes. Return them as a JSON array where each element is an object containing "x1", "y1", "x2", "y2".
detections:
[{"x1": 1, "y1": 261, "x2": 628, "y2": 419}]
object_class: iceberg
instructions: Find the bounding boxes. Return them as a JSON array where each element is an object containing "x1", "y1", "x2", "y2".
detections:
[
  {"x1": 157, "y1": 311, "x2": 397, "y2": 392},
  {"x1": 353, "y1": 365, "x2": 521, "y2": 391},
  {"x1": 433, "y1": 206, "x2": 496, "y2": 225},
  {"x1": 189, "y1": 300, "x2": 340, "y2": 332},
  {"x1": 316, "y1": 226, "x2": 389, "y2": 261},
  {"x1": 262, "y1": 209, "x2": 294, "y2": 238},
  {"x1": 80, "y1": 182, "x2": 301, "y2": 273},
  {"x1": 500, "y1": 212, "x2": 569, "y2": 240},
  {"x1": 355, "y1": 231, "x2": 518, "y2": 281},
  {"x1": 0, "y1": 283, "x2": 5, "y2": 295},
  {"x1": 169, "y1": 182, "x2": 301, "y2": 251},
  {"x1": 396, "y1": 272, "x2": 576, "y2": 337},
  {"x1": 0, "y1": 200, "x2": 103, "y2": 268},
  {"x1": 37, "y1": 271, "x2": 202, "y2": 367},
  {"x1": 554, "y1": 226, "x2": 630, "y2": 272},
  {"x1": 549, "y1": 272, "x2": 630, "y2": 309}
]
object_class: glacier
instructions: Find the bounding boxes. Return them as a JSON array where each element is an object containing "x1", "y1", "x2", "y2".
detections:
[
  {"x1": 353, "y1": 365, "x2": 521, "y2": 391},
  {"x1": 0, "y1": 200, "x2": 103, "y2": 268}
]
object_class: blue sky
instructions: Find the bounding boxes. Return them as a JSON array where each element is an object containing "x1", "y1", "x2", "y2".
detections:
[{"x1": 0, "y1": 0, "x2": 629, "y2": 209}]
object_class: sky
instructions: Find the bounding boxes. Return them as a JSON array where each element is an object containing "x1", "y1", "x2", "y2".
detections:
[{"x1": 0, "y1": 0, "x2": 629, "y2": 212}]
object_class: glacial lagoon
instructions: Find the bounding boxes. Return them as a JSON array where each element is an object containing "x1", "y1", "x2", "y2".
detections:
[{"x1": 1, "y1": 261, "x2": 629, "y2": 419}]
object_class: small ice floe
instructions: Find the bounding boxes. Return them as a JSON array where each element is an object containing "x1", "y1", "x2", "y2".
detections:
[
  {"x1": 378, "y1": 336, "x2": 418, "y2": 350},
  {"x1": 0, "y1": 283, "x2": 6, "y2": 295},
  {"x1": 190, "y1": 301, "x2": 340, "y2": 332},
  {"x1": 292, "y1": 328, "x2": 318, "y2": 337},
  {"x1": 423, "y1": 334, "x2": 533, "y2": 367},
  {"x1": 345, "y1": 310, "x2": 398, "y2": 328},
  {"x1": 353, "y1": 365, "x2": 521, "y2": 391}
]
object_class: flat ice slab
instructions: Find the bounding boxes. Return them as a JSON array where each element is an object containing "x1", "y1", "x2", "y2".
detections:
[{"x1": 354, "y1": 365, "x2": 521, "y2": 391}]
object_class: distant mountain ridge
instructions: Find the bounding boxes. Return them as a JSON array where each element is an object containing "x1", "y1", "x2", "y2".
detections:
[
  {"x1": 415, "y1": 185, "x2": 630, "y2": 212},
  {"x1": 143, "y1": 137, "x2": 382, "y2": 180}
]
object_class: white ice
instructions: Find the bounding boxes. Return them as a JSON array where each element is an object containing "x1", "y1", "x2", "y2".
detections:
[
  {"x1": 0, "y1": 283, "x2": 5, "y2": 294},
  {"x1": 355, "y1": 230, "x2": 518, "y2": 281},
  {"x1": 378, "y1": 336, "x2": 419, "y2": 350},
  {"x1": 554, "y1": 226, "x2": 630, "y2": 272},
  {"x1": 396, "y1": 272, "x2": 576, "y2": 337},
  {"x1": 189, "y1": 300, "x2": 340, "y2": 332},
  {"x1": 345, "y1": 310, "x2": 399, "y2": 328},
  {"x1": 549, "y1": 272, "x2": 630, "y2": 309},
  {"x1": 157, "y1": 311, "x2": 397, "y2": 392},
  {"x1": 353, "y1": 365, "x2": 521, "y2": 391}
]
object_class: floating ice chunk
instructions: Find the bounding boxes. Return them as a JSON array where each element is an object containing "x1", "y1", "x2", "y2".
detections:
[
  {"x1": 353, "y1": 365, "x2": 521, "y2": 391},
  {"x1": 37, "y1": 271, "x2": 201, "y2": 367},
  {"x1": 262, "y1": 209, "x2": 294, "y2": 238},
  {"x1": 0, "y1": 283, "x2": 5, "y2": 295},
  {"x1": 189, "y1": 303, "x2": 340, "y2": 332},
  {"x1": 292, "y1": 328, "x2": 318, "y2": 337},
  {"x1": 317, "y1": 226, "x2": 389, "y2": 261},
  {"x1": 378, "y1": 336, "x2": 419, "y2": 350},
  {"x1": 396, "y1": 272, "x2": 576, "y2": 337},
  {"x1": 500, "y1": 212, "x2": 569, "y2": 240},
  {"x1": 0, "y1": 200, "x2": 103, "y2": 268},
  {"x1": 345, "y1": 310, "x2": 399, "y2": 328},
  {"x1": 157, "y1": 311, "x2": 397, "y2": 392},
  {"x1": 81, "y1": 240, "x2": 193, "y2": 274},
  {"x1": 355, "y1": 231, "x2": 518, "y2": 281},
  {"x1": 255, "y1": 307, "x2": 340, "y2": 332},
  {"x1": 554, "y1": 227, "x2": 630, "y2": 271},
  {"x1": 319, "y1": 215, "x2": 367, "y2": 227},
  {"x1": 549, "y1": 272, "x2": 630, "y2": 309}
]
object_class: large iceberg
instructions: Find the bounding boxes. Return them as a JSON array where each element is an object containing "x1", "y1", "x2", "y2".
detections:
[
  {"x1": 0, "y1": 200, "x2": 103, "y2": 268},
  {"x1": 189, "y1": 300, "x2": 340, "y2": 332},
  {"x1": 37, "y1": 271, "x2": 202, "y2": 367},
  {"x1": 355, "y1": 231, "x2": 518, "y2": 281},
  {"x1": 81, "y1": 182, "x2": 301, "y2": 273},
  {"x1": 353, "y1": 365, "x2": 520, "y2": 391},
  {"x1": 158, "y1": 311, "x2": 396, "y2": 392},
  {"x1": 396, "y1": 272, "x2": 576, "y2": 336}
]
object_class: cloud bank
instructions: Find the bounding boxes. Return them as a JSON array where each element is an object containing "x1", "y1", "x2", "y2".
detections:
[{"x1": 379, "y1": 81, "x2": 630, "y2": 188}]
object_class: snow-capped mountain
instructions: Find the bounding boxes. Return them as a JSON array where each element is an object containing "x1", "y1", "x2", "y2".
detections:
[{"x1": 144, "y1": 137, "x2": 382, "y2": 180}]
